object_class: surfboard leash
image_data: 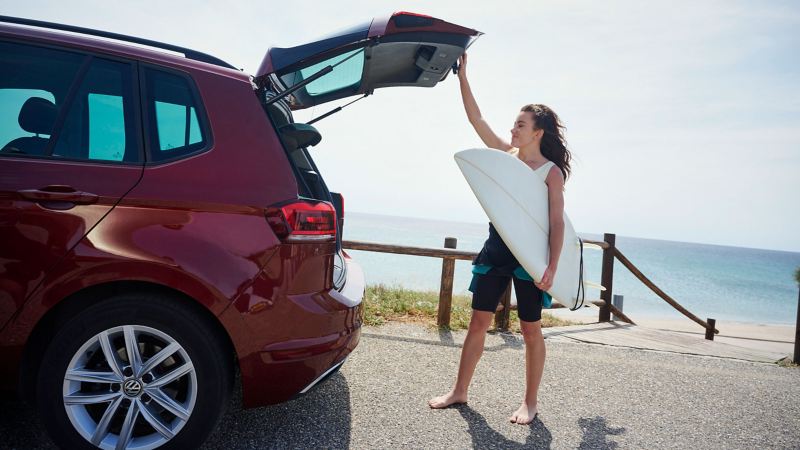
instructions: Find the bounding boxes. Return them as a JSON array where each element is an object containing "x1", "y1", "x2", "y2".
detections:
[{"x1": 573, "y1": 238, "x2": 586, "y2": 311}]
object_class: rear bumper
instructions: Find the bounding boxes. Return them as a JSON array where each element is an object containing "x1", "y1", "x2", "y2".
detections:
[
  {"x1": 299, "y1": 355, "x2": 346, "y2": 395},
  {"x1": 237, "y1": 325, "x2": 361, "y2": 407},
  {"x1": 227, "y1": 255, "x2": 365, "y2": 408}
]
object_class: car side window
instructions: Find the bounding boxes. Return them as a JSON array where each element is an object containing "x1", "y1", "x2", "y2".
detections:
[
  {"x1": 144, "y1": 68, "x2": 209, "y2": 162},
  {"x1": 51, "y1": 58, "x2": 140, "y2": 162},
  {"x1": 0, "y1": 41, "x2": 85, "y2": 157}
]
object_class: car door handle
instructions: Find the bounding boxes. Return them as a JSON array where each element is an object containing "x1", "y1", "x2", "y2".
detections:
[{"x1": 18, "y1": 186, "x2": 100, "y2": 205}]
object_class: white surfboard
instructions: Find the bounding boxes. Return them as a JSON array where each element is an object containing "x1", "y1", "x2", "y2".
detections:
[{"x1": 455, "y1": 148, "x2": 591, "y2": 310}]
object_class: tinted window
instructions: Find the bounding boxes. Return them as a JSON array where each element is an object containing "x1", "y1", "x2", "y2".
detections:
[
  {"x1": 295, "y1": 49, "x2": 364, "y2": 96},
  {"x1": 144, "y1": 69, "x2": 209, "y2": 162},
  {"x1": 0, "y1": 41, "x2": 85, "y2": 156},
  {"x1": 51, "y1": 58, "x2": 139, "y2": 162}
]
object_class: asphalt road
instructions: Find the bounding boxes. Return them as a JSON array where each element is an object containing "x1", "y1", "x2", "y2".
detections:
[{"x1": 3, "y1": 322, "x2": 799, "y2": 449}]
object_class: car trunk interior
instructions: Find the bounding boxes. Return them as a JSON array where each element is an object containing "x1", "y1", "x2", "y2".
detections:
[{"x1": 260, "y1": 88, "x2": 347, "y2": 289}]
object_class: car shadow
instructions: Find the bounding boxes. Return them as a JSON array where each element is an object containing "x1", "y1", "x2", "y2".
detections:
[
  {"x1": 202, "y1": 371, "x2": 352, "y2": 449},
  {"x1": 0, "y1": 394, "x2": 57, "y2": 449},
  {"x1": 577, "y1": 416, "x2": 626, "y2": 449},
  {"x1": 456, "y1": 404, "x2": 552, "y2": 449},
  {"x1": 0, "y1": 371, "x2": 352, "y2": 449}
]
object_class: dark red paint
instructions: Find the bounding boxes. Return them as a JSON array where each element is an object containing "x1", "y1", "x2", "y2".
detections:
[{"x1": 0, "y1": 20, "x2": 363, "y2": 405}]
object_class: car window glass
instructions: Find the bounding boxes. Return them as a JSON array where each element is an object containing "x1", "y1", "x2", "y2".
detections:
[
  {"x1": 88, "y1": 94, "x2": 127, "y2": 160},
  {"x1": 51, "y1": 58, "x2": 138, "y2": 162},
  {"x1": 0, "y1": 89, "x2": 56, "y2": 148},
  {"x1": 0, "y1": 41, "x2": 84, "y2": 157},
  {"x1": 155, "y1": 101, "x2": 202, "y2": 151},
  {"x1": 144, "y1": 69, "x2": 208, "y2": 162},
  {"x1": 284, "y1": 48, "x2": 364, "y2": 96}
]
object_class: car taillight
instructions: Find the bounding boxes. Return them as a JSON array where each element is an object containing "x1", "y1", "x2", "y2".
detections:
[{"x1": 266, "y1": 200, "x2": 337, "y2": 242}]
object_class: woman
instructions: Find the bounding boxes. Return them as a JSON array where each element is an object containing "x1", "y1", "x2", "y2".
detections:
[{"x1": 428, "y1": 53, "x2": 572, "y2": 425}]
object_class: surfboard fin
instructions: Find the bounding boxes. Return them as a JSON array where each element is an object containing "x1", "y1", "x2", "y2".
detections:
[{"x1": 583, "y1": 281, "x2": 606, "y2": 291}]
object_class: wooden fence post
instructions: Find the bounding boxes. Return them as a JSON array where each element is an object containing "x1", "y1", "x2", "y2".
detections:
[
  {"x1": 794, "y1": 287, "x2": 800, "y2": 362},
  {"x1": 599, "y1": 233, "x2": 616, "y2": 322},
  {"x1": 705, "y1": 318, "x2": 716, "y2": 341},
  {"x1": 494, "y1": 283, "x2": 512, "y2": 331},
  {"x1": 437, "y1": 237, "x2": 458, "y2": 328}
]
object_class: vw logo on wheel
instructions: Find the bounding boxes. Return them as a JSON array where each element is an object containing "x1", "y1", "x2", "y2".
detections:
[{"x1": 123, "y1": 379, "x2": 143, "y2": 397}]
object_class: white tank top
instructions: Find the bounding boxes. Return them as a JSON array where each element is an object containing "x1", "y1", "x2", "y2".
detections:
[{"x1": 509, "y1": 148, "x2": 555, "y2": 182}]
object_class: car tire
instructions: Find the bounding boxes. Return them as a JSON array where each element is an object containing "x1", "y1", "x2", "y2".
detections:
[{"x1": 36, "y1": 292, "x2": 233, "y2": 450}]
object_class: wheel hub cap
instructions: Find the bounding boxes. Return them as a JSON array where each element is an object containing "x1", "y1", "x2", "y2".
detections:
[{"x1": 122, "y1": 379, "x2": 143, "y2": 397}]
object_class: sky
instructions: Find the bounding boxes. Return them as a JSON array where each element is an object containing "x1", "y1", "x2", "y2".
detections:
[{"x1": 3, "y1": 1, "x2": 799, "y2": 252}]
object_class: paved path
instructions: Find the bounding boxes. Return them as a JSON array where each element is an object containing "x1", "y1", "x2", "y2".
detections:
[
  {"x1": 543, "y1": 321, "x2": 790, "y2": 363},
  {"x1": 3, "y1": 323, "x2": 799, "y2": 449}
]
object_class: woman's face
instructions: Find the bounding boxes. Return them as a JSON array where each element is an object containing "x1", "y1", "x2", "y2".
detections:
[{"x1": 510, "y1": 111, "x2": 542, "y2": 148}]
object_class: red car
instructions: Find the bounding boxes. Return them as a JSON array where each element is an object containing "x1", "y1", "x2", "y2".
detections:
[{"x1": 0, "y1": 12, "x2": 479, "y2": 450}]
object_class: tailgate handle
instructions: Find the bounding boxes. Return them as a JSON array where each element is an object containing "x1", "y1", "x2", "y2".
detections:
[{"x1": 18, "y1": 185, "x2": 100, "y2": 205}]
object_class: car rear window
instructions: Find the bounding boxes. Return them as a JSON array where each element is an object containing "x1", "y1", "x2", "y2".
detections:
[
  {"x1": 143, "y1": 68, "x2": 210, "y2": 163},
  {"x1": 50, "y1": 58, "x2": 139, "y2": 162},
  {"x1": 278, "y1": 48, "x2": 365, "y2": 101}
]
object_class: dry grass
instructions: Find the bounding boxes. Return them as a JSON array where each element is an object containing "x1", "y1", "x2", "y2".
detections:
[
  {"x1": 777, "y1": 357, "x2": 799, "y2": 368},
  {"x1": 363, "y1": 284, "x2": 577, "y2": 332}
]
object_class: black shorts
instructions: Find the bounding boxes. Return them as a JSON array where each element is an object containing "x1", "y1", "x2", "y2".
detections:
[{"x1": 471, "y1": 273, "x2": 543, "y2": 322}]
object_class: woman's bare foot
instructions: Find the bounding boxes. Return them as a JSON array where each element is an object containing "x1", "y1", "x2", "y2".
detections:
[
  {"x1": 428, "y1": 390, "x2": 468, "y2": 409},
  {"x1": 510, "y1": 401, "x2": 538, "y2": 424}
]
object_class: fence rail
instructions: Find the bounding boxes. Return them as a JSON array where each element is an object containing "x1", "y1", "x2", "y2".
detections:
[{"x1": 343, "y1": 233, "x2": 718, "y2": 339}]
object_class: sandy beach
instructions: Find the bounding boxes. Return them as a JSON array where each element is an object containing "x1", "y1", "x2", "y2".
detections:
[{"x1": 547, "y1": 306, "x2": 797, "y2": 358}]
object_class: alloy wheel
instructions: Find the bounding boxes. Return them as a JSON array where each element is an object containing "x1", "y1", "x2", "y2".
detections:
[{"x1": 62, "y1": 325, "x2": 197, "y2": 450}]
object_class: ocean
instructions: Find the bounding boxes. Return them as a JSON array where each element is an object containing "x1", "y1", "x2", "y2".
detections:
[{"x1": 343, "y1": 212, "x2": 800, "y2": 326}]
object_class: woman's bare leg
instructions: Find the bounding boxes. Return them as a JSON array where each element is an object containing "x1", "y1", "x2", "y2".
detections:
[
  {"x1": 510, "y1": 319, "x2": 545, "y2": 424},
  {"x1": 428, "y1": 310, "x2": 495, "y2": 408}
]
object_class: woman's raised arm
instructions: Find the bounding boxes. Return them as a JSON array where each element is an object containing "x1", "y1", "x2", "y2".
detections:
[{"x1": 458, "y1": 54, "x2": 513, "y2": 151}]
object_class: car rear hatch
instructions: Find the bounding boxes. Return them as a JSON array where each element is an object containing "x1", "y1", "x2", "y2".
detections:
[
  {"x1": 255, "y1": 11, "x2": 481, "y2": 109},
  {"x1": 256, "y1": 12, "x2": 480, "y2": 293}
]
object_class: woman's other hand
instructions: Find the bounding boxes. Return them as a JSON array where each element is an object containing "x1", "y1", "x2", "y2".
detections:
[{"x1": 536, "y1": 265, "x2": 557, "y2": 292}]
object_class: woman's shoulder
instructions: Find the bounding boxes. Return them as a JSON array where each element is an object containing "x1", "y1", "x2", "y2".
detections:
[{"x1": 545, "y1": 163, "x2": 565, "y2": 185}]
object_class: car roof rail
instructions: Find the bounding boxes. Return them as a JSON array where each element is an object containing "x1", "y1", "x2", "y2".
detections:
[{"x1": 0, "y1": 15, "x2": 238, "y2": 70}]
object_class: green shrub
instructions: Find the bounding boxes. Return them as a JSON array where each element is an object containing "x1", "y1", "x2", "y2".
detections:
[{"x1": 363, "y1": 284, "x2": 576, "y2": 331}]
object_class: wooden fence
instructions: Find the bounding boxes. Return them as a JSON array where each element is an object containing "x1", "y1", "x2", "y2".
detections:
[{"x1": 344, "y1": 232, "x2": 720, "y2": 339}]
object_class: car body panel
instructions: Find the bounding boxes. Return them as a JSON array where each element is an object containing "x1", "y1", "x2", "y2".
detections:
[
  {"x1": 225, "y1": 254, "x2": 363, "y2": 406},
  {"x1": 0, "y1": 140, "x2": 144, "y2": 331}
]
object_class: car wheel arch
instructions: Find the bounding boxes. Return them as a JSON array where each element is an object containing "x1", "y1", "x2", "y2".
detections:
[{"x1": 19, "y1": 280, "x2": 239, "y2": 403}]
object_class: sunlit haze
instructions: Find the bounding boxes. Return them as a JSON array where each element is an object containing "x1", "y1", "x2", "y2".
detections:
[{"x1": 5, "y1": 0, "x2": 799, "y2": 251}]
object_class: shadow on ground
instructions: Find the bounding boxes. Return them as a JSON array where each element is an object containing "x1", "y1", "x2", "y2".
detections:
[
  {"x1": 202, "y1": 371, "x2": 351, "y2": 449},
  {"x1": 578, "y1": 416, "x2": 626, "y2": 450},
  {"x1": 0, "y1": 372, "x2": 351, "y2": 449},
  {"x1": 0, "y1": 394, "x2": 56, "y2": 449},
  {"x1": 457, "y1": 404, "x2": 553, "y2": 449}
]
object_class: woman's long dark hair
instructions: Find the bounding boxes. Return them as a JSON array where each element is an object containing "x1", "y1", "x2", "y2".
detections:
[{"x1": 521, "y1": 104, "x2": 572, "y2": 181}]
